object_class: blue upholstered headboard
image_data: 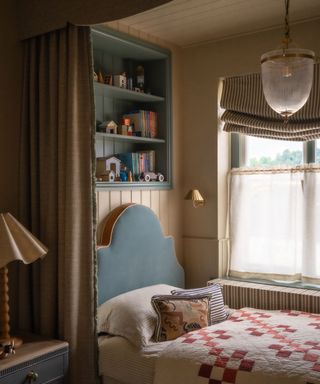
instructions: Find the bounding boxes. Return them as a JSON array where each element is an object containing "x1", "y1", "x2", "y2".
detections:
[{"x1": 97, "y1": 204, "x2": 185, "y2": 305}]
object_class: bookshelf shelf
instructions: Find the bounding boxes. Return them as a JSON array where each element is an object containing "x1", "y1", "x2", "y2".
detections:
[
  {"x1": 94, "y1": 82, "x2": 165, "y2": 103},
  {"x1": 96, "y1": 181, "x2": 171, "y2": 190},
  {"x1": 96, "y1": 132, "x2": 165, "y2": 144},
  {"x1": 93, "y1": 26, "x2": 172, "y2": 190}
]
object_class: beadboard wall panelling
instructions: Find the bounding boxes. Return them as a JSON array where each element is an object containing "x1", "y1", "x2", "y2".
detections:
[{"x1": 96, "y1": 22, "x2": 183, "y2": 263}]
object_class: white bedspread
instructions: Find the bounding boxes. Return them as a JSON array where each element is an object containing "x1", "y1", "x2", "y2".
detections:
[
  {"x1": 154, "y1": 308, "x2": 320, "y2": 384},
  {"x1": 99, "y1": 335, "x2": 171, "y2": 384}
]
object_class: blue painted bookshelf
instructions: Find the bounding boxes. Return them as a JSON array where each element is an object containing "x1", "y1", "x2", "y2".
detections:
[{"x1": 92, "y1": 26, "x2": 172, "y2": 190}]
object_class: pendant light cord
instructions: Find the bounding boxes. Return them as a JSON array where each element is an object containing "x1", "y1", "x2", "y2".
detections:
[{"x1": 284, "y1": 0, "x2": 290, "y2": 48}]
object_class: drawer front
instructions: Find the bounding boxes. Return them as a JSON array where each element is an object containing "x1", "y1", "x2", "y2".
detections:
[{"x1": 0, "y1": 353, "x2": 66, "y2": 384}]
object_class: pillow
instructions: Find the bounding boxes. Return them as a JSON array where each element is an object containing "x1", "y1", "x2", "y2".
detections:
[
  {"x1": 97, "y1": 284, "x2": 178, "y2": 348},
  {"x1": 151, "y1": 294, "x2": 211, "y2": 342},
  {"x1": 171, "y1": 284, "x2": 227, "y2": 324}
]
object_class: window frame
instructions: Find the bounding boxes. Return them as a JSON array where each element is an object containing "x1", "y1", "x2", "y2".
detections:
[{"x1": 231, "y1": 133, "x2": 316, "y2": 168}]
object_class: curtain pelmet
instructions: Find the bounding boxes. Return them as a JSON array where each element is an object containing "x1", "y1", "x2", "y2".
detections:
[
  {"x1": 18, "y1": 24, "x2": 97, "y2": 384},
  {"x1": 221, "y1": 64, "x2": 320, "y2": 141}
]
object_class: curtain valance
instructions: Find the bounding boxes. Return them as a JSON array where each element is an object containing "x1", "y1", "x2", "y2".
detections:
[
  {"x1": 220, "y1": 63, "x2": 320, "y2": 141},
  {"x1": 18, "y1": 0, "x2": 172, "y2": 40}
]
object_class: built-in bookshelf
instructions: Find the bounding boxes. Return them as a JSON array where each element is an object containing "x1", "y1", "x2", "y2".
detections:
[{"x1": 92, "y1": 26, "x2": 172, "y2": 190}]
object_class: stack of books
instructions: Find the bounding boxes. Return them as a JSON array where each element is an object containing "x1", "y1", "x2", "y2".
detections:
[
  {"x1": 117, "y1": 150, "x2": 155, "y2": 180},
  {"x1": 123, "y1": 110, "x2": 157, "y2": 138}
]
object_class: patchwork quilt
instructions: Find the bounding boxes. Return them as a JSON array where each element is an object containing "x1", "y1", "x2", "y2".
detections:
[{"x1": 154, "y1": 308, "x2": 320, "y2": 384}]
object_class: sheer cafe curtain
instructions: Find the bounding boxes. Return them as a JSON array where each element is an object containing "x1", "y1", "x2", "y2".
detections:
[{"x1": 229, "y1": 166, "x2": 320, "y2": 284}]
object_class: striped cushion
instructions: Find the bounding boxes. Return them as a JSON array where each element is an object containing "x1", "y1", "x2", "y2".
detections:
[{"x1": 171, "y1": 284, "x2": 227, "y2": 324}]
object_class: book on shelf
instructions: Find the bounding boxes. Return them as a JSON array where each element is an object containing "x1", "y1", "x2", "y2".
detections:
[
  {"x1": 117, "y1": 150, "x2": 156, "y2": 180},
  {"x1": 123, "y1": 110, "x2": 158, "y2": 138}
]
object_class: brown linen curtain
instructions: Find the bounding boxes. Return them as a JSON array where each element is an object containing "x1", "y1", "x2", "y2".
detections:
[{"x1": 18, "y1": 24, "x2": 97, "y2": 383}]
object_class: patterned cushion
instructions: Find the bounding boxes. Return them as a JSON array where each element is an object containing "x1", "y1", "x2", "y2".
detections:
[
  {"x1": 151, "y1": 294, "x2": 211, "y2": 342},
  {"x1": 171, "y1": 284, "x2": 227, "y2": 324}
]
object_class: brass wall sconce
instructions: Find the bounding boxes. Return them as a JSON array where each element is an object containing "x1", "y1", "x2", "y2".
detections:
[{"x1": 184, "y1": 189, "x2": 205, "y2": 208}]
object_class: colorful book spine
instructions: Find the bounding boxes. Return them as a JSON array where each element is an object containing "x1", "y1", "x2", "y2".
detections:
[{"x1": 122, "y1": 110, "x2": 158, "y2": 138}]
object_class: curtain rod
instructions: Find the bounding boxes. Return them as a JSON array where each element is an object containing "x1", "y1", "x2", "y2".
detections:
[{"x1": 230, "y1": 164, "x2": 320, "y2": 175}]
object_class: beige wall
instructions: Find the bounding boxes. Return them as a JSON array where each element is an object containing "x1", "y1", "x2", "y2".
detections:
[
  {"x1": 96, "y1": 21, "x2": 184, "y2": 264},
  {"x1": 0, "y1": 1, "x2": 22, "y2": 215},
  {"x1": 181, "y1": 20, "x2": 320, "y2": 287}
]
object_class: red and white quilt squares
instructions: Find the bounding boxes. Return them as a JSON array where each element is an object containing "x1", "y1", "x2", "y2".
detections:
[{"x1": 154, "y1": 308, "x2": 320, "y2": 384}]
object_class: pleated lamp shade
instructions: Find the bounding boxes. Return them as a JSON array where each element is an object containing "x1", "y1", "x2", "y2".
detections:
[
  {"x1": 184, "y1": 189, "x2": 205, "y2": 208},
  {"x1": 0, "y1": 213, "x2": 48, "y2": 268},
  {"x1": 0, "y1": 213, "x2": 48, "y2": 348}
]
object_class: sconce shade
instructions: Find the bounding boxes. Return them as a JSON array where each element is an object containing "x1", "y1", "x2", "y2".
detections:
[
  {"x1": 0, "y1": 213, "x2": 48, "y2": 269},
  {"x1": 261, "y1": 48, "x2": 314, "y2": 118},
  {"x1": 184, "y1": 189, "x2": 205, "y2": 208}
]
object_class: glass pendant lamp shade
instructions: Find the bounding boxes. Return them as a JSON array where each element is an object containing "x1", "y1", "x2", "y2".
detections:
[
  {"x1": 260, "y1": 0, "x2": 315, "y2": 119},
  {"x1": 261, "y1": 48, "x2": 315, "y2": 118}
]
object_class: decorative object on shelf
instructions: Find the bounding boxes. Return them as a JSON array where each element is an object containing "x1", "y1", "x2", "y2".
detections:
[
  {"x1": 96, "y1": 156, "x2": 121, "y2": 179},
  {"x1": 184, "y1": 189, "x2": 205, "y2": 208},
  {"x1": 114, "y1": 73, "x2": 127, "y2": 89},
  {"x1": 93, "y1": 72, "x2": 98, "y2": 82},
  {"x1": 100, "y1": 170, "x2": 116, "y2": 182},
  {"x1": 121, "y1": 124, "x2": 128, "y2": 135},
  {"x1": 128, "y1": 171, "x2": 133, "y2": 182},
  {"x1": 104, "y1": 74, "x2": 112, "y2": 85},
  {"x1": 0, "y1": 213, "x2": 48, "y2": 350},
  {"x1": 120, "y1": 168, "x2": 128, "y2": 182},
  {"x1": 139, "y1": 172, "x2": 164, "y2": 182},
  {"x1": 135, "y1": 65, "x2": 145, "y2": 91},
  {"x1": 98, "y1": 120, "x2": 118, "y2": 134},
  {"x1": 261, "y1": 0, "x2": 315, "y2": 119},
  {"x1": 120, "y1": 117, "x2": 131, "y2": 136},
  {"x1": 127, "y1": 77, "x2": 133, "y2": 90},
  {"x1": 98, "y1": 71, "x2": 104, "y2": 84}
]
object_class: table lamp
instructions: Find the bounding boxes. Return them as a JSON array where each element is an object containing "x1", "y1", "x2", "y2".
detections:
[{"x1": 0, "y1": 213, "x2": 48, "y2": 348}]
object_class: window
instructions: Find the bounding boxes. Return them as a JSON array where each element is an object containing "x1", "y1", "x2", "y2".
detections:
[
  {"x1": 245, "y1": 136, "x2": 303, "y2": 167},
  {"x1": 232, "y1": 134, "x2": 317, "y2": 169},
  {"x1": 229, "y1": 135, "x2": 320, "y2": 285}
]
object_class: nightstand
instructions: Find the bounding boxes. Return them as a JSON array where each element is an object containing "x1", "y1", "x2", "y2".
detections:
[{"x1": 0, "y1": 337, "x2": 68, "y2": 384}]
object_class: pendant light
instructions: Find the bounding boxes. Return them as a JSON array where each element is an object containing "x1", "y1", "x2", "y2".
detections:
[{"x1": 261, "y1": 0, "x2": 315, "y2": 119}]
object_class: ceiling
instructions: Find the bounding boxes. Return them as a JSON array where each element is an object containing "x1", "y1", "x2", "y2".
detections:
[{"x1": 117, "y1": 0, "x2": 320, "y2": 47}]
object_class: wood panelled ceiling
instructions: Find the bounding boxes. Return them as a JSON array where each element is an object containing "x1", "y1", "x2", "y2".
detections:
[{"x1": 117, "y1": 0, "x2": 320, "y2": 47}]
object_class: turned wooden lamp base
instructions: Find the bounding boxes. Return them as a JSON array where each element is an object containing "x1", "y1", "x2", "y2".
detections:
[{"x1": 0, "y1": 266, "x2": 23, "y2": 351}]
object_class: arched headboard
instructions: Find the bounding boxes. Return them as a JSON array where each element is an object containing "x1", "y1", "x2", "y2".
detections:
[{"x1": 97, "y1": 204, "x2": 185, "y2": 305}]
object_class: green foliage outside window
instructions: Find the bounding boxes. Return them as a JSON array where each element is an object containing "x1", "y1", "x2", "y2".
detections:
[{"x1": 249, "y1": 148, "x2": 320, "y2": 167}]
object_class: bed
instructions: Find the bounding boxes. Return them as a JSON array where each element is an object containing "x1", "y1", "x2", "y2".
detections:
[
  {"x1": 97, "y1": 203, "x2": 184, "y2": 384},
  {"x1": 97, "y1": 204, "x2": 320, "y2": 384}
]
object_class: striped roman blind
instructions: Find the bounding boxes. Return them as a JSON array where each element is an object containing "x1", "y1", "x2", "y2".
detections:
[{"x1": 220, "y1": 63, "x2": 320, "y2": 141}]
